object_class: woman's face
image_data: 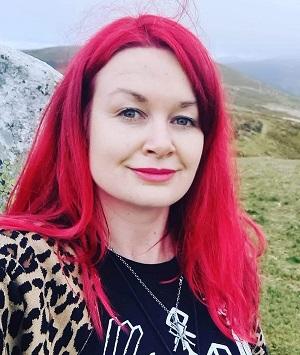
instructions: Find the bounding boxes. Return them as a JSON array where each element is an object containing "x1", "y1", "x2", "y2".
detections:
[{"x1": 89, "y1": 47, "x2": 204, "y2": 208}]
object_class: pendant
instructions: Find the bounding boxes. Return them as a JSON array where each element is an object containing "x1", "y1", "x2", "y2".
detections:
[{"x1": 166, "y1": 307, "x2": 197, "y2": 354}]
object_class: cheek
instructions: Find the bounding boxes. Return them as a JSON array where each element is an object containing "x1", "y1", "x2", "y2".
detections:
[
  {"x1": 88, "y1": 121, "x2": 137, "y2": 175},
  {"x1": 182, "y1": 133, "x2": 204, "y2": 171},
  {"x1": 89, "y1": 121, "x2": 113, "y2": 181}
]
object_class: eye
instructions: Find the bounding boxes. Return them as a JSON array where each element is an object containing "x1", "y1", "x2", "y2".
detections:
[
  {"x1": 118, "y1": 108, "x2": 144, "y2": 120},
  {"x1": 173, "y1": 116, "x2": 197, "y2": 127}
]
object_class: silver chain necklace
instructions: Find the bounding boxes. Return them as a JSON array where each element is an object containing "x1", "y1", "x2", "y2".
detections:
[{"x1": 109, "y1": 247, "x2": 198, "y2": 354}]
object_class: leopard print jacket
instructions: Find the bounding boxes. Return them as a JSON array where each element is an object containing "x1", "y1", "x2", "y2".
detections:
[{"x1": 0, "y1": 230, "x2": 269, "y2": 354}]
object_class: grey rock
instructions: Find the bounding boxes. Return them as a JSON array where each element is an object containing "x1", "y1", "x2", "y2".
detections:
[{"x1": 0, "y1": 45, "x2": 61, "y2": 209}]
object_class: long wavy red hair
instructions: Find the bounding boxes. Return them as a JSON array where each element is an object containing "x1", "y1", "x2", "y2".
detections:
[{"x1": 0, "y1": 14, "x2": 265, "y2": 342}]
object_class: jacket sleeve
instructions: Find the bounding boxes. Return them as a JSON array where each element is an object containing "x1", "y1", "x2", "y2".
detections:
[{"x1": 0, "y1": 256, "x2": 25, "y2": 354}]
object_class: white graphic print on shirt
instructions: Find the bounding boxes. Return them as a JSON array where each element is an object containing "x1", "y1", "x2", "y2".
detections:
[
  {"x1": 207, "y1": 342, "x2": 251, "y2": 355},
  {"x1": 103, "y1": 319, "x2": 143, "y2": 355},
  {"x1": 102, "y1": 314, "x2": 252, "y2": 355},
  {"x1": 232, "y1": 332, "x2": 252, "y2": 355}
]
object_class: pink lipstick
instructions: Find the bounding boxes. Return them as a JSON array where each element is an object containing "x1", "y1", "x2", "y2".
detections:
[{"x1": 130, "y1": 167, "x2": 176, "y2": 182}]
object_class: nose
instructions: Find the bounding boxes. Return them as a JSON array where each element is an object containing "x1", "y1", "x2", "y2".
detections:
[{"x1": 142, "y1": 118, "x2": 175, "y2": 158}]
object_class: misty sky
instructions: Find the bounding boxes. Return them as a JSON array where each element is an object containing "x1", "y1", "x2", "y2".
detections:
[{"x1": 1, "y1": 0, "x2": 300, "y2": 60}]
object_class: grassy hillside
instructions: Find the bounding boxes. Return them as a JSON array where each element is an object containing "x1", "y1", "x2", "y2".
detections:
[
  {"x1": 238, "y1": 158, "x2": 300, "y2": 354},
  {"x1": 232, "y1": 109, "x2": 300, "y2": 159}
]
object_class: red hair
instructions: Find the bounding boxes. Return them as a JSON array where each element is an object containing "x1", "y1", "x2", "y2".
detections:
[{"x1": 0, "y1": 15, "x2": 265, "y2": 342}]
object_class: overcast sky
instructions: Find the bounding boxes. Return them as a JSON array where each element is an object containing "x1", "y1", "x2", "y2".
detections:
[{"x1": 1, "y1": 0, "x2": 300, "y2": 60}]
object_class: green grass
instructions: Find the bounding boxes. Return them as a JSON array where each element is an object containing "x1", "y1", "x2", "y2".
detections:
[{"x1": 238, "y1": 157, "x2": 300, "y2": 354}]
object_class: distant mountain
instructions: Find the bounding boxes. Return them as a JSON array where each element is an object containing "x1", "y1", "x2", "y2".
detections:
[
  {"x1": 21, "y1": 45, "x2": 300, "y2": 120},
  {"x1": 218, "y1": 64, "x2": 300, "y2": 159},
  {"x1": 218, "y1": 64, "x2": 300, "y2": 115},
  {"x1": 21, "y1": 46, "x2": 300, "y2": 159},
  {"x1": 225, "y1": 58, "x2": 300, "y2": 96},
  {"x1": 23, "y1": 46, "x2": 80, "y2": 73}
]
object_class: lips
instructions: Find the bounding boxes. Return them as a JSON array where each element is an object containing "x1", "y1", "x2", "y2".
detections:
[
  {"x1": 129, "y1": 167, "x2": 176, "y2": 182},
  {"x1": 131, "y1": 168, "x2": 176, "y2": 174}
]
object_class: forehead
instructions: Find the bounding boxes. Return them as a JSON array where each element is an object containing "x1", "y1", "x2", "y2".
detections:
[{"x1": 93, "y1": 47, "x2": 196, "y2": 102}]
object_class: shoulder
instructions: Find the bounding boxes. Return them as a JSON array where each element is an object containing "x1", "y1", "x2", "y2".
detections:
[
  {"x1": 0, "y1": 229, "x2": 81, "y2": 278},
  {"x1": 0, "y1": 229, "x2": 58, "y2": 273},
  {"x1": 0, "y1": 229, "x2": 83, "y2": 298},
  {"x1": 0, "y1": 229, "x2": 92, "y2": 354}
]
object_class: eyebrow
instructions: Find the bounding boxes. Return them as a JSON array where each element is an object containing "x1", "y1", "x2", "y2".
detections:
[{"x1": 108, "y1": 88, "x2": 197, "y2": 108}]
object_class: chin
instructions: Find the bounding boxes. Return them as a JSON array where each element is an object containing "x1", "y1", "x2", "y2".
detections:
[{"x1": 127, "y1": 194, "x2": 184, "y2": 208}]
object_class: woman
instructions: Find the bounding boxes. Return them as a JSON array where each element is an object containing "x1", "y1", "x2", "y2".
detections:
[{"x1": 0, "y1": 14, "x2": 268, "y2": 354}]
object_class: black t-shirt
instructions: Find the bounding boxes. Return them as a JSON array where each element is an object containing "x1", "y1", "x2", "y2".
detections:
[{"x1": 81, "y1": 251, "x2": 254, "y2": 355}]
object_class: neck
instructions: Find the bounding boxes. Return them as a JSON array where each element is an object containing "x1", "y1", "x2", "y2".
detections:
[{"x1": 99, "y1": 191, "x2": 175, "y2": 264}]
